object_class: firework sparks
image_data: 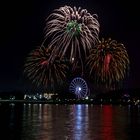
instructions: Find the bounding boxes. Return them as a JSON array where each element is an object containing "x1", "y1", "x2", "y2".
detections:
[
  {"x1": 24, "y1": 46, "x2": 68, "y2": 89},
  {"x1": 42, "y1": 5, "x2": 100, "y2": 71},
  {"x1": 86, "y1": 38, "x2": 130, "y2": 89}
]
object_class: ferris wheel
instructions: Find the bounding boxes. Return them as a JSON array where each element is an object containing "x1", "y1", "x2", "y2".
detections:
[{"x1": 69, "y1": 77, "x2": 88, "y2": 99}]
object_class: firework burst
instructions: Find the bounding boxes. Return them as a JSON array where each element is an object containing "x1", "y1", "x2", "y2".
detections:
[
  {"x1": 86, "y1": 38, "x2": 130, "y2": 89},
  {"x1": 42, "y1": 5, "x2": 100, "y2": 70},
  {"x1": 24, "y1": 46, "x2": 68, "y2": 90}
]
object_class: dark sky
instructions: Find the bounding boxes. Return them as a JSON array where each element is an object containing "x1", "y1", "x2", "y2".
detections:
[{"x1": 0, "y1": 0, "x2": 139, "y2": 91}]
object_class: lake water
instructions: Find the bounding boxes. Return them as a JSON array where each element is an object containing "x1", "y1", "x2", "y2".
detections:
[{"x1": 0, "y1": 103, "x2": 140, "y2": 140}]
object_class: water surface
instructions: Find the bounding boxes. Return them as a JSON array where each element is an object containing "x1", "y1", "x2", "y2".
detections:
[{"x1": 0, "y1": 103, "x2": 140, "y2": 140}]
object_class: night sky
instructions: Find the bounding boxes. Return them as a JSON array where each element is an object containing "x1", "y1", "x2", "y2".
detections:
[{"x1": 0, "y1": 0, "x2": 139, "y2": 92}]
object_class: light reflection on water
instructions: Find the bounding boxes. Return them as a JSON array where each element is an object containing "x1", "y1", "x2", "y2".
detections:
[{"x1": 0, "y1": 103, "x2": 140, "y2": 140}]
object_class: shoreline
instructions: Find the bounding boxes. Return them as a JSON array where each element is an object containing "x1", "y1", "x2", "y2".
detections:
[{"x1": 0, "y1": 99, "x2": 138, "y2": 105}]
